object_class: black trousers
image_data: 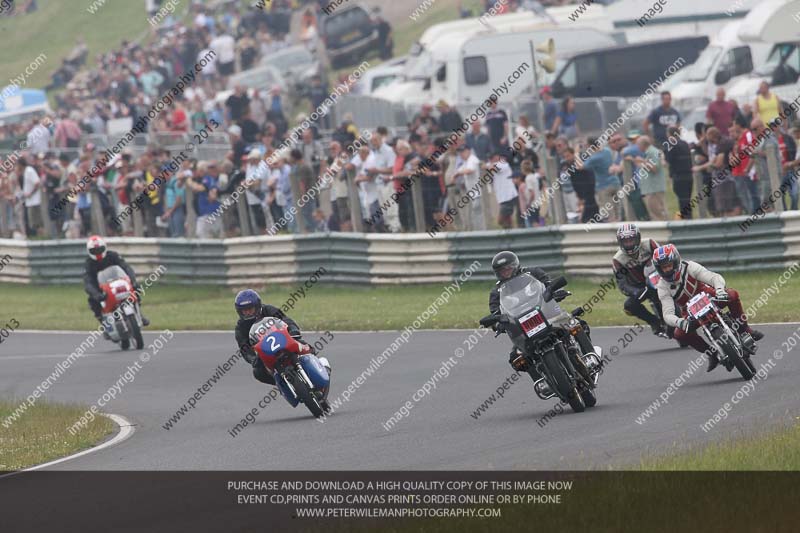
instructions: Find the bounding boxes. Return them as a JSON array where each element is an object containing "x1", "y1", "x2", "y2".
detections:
[
  {"x1": 623, "y1": 288, "x2": 662, "y2": 327},
  {"x1": 673, "y1": 175, "x2": 694, "y2": 219}
]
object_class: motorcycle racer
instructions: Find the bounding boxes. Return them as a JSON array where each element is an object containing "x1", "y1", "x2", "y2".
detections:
[
  {"x1": 234, "y1": 289, "x2": 330, "y2": 386},
  {"x1": 83, "y1": 235, "x2": 149, "y2": 333},
  {"x1": 489, "y1": 251, "x2": 593, "y2": 374},
  {"x1": 613, "y1": 223, "x2": 667, "y2": 337},
  {"x1": 653, "y1": 244, "x2": 764, "y2": 372}
]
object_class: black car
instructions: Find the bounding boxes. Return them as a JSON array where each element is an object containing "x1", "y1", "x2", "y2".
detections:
[{"x1": 319, "y1": 4, "x2": 380, "y2": 68}]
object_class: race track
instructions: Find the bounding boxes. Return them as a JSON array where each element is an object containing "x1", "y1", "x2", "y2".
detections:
[{"x1": 2, "y1": 325, "x2": 799, "y2": 470}]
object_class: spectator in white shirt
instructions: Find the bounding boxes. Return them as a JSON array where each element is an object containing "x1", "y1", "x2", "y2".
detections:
[
  {"x1": 209, "y1": 32, "x2": 236, "y2": 76},
  {"x1": 27, "y1": 118, "x2": 51, "y2": 154},
  {"x1": 367, "y1": 132, "x2": 399, "y2": 231},
  {"x1": 17, "y1": 157, "x2": 42, "y2": 237},
  {"x1": 453, "y1": 146, "x2": 485, "y2": 231},
  {"x1": 489, "y1": 150, "x2": 517, "y2": 229},
  {"x1": 350, "y1": 144, "x2": 382, "y2": 231}
]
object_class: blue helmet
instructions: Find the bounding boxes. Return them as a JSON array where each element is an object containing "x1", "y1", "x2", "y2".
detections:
[{"x1": 234, "y1": 289, "x2": 262, "y2": 321}]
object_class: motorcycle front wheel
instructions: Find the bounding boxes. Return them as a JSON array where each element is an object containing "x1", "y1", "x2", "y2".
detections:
[
  {"x1": 127, "y1": 316, "x2": 144, "y2": 350},
  {"x1": 713, "y1": 329, "x2": 754, "y2": 381},
  {"x1": 294, "y1": 376, "x2": 324, "y2": 418},
  {"x1": 541, "y1": 348, "x2": 585, "y2": 413}
]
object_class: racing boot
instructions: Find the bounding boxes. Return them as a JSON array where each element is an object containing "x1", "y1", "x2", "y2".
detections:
[
  {"x1": 97, "y1": 315, "x2": 111, "y2": 340},
  {"x1": 706, "y1": 347, "x2": 720, "y2": 373},
  {"x1": 650, "y1": 321, "x2": 668, "y2": 338},
  {"x1": 141, "y1": 315, "x2": 150, "y2": 327},
  {"x1": 749, "y1": 329, "x2": 764, "y2": 341},
  {"x1": 509, "y1": 348, "x2": 529, "y2": 372}
]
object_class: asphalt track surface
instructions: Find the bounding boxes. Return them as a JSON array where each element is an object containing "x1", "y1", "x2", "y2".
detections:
[{"x1": 2, "y1": 325, "x2": 799, "y2": 470}]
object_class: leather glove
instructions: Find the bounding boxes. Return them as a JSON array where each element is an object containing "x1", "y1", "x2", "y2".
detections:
[
  {"x1": 715, "y1": 288, "x2": 728, "y2": 301},
  {"x1": 553, "y1": 289, "x2": 571, "y2": 302},
  {"x1": 676, "y1": 318, "x2": 691, "y2": 333}
]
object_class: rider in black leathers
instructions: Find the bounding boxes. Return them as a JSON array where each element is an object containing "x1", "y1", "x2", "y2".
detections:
[
  {"x1": 489, "y1": 251, "x2": 593, "y2": 374},
  {"x1": 83, "y1": 235, "x2": 149, "y2": 327},
  {"x1": 234, "y1": 289, "x2": 323, "y2": 386}
]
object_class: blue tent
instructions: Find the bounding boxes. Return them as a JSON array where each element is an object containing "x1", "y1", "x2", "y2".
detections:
[{"x1": 0, "y1": 86, "x2": 51, "y2": 122}]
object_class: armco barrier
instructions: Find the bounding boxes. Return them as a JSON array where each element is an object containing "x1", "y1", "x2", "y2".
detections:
[{"x1": 0, "y1": 213, "x2": 796, "y2": 285}]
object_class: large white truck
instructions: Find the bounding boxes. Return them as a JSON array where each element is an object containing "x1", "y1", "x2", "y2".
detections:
[
  {"x1": 726, "y1": 0, "x2": 800, "y2": 108},
  {"x1": 663, "y1": 20, "x2": 772, "y2": 114}
]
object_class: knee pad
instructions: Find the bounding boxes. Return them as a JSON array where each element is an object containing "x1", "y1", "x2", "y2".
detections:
[{"x1": 726, "y1": 289, "x2": 740, "y2": 302}]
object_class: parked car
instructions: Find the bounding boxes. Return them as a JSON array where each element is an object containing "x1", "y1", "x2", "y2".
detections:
[
  {"x1": 259, "y1": 45, "x2": 321, "y2": 89},
  {"x1": 319, "y1": 4, "x2": 379, "y2": 68}
]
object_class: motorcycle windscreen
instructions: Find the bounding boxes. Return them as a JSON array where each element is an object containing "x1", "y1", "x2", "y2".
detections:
[
  {"x1": 499, "y1": 273, "x2": 562, "y2": 320},
  {"x1": 249, "y1": 317, "x2": 287, "y2": 346},
  {"x1": 97, "y1": 265, "x2": 128, "y2": 285}
]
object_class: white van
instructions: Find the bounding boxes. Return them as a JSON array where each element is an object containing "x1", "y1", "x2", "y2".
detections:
[
  {"x1": 726, "y1": 0, "x2": 800, "y2": 107},
  {"x1": 375, "y1": 6, "x2": 617, "y2": 106},
  {"x1": 663, "y1": 20, "x2": 772, "y2": 114}
]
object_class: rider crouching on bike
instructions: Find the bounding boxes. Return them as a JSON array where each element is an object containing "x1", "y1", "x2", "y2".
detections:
[
  {"x1": 653, "y1": 244, "x2": 763, "y2": 372},
  {"x1": 489, "y1": 251, "x2": 593, "y2": 374},
  {"x1": 613, "y1": 224, "x2": 667, "y2": 338},
  {"x1": 234, "y1": 289, "x2": 330, "y2": 386}
]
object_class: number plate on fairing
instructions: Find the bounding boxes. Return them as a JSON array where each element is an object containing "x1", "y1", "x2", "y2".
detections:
[
  {"x1": 687, "y1": 293, "x2": 713, "y2": 319},
  {"x1": 519, "y1": 309, "x2": 547, "y2": 338}
]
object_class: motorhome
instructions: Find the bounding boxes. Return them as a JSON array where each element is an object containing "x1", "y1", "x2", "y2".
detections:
[
  {"x1": 662, "y1": 21, "x2": 772, "y2": 114},
  {"x1": 727, "y1": 0, "x2": 800, "y2": 108},
  {"x1": 376, "y1": 6, "x2": 618, "y2": 106}
]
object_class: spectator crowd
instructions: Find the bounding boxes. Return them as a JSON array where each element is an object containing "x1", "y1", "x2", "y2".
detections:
[{"x1": 1, "y1": 0, "x2": 797, "y2": 240}]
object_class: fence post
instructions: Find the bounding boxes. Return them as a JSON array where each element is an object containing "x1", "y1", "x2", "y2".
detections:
[
  {"x1": 237, "y1": 194, "x2": 253, "y2": 236},
  {"x1": 185, "y1": 186, "x2": 196, "y2": 238},
  {"x1": 90, "y1": 190, "x2": 107, "y2": 236},
  {"x1": 622, "y1": 160, "x2": 637, "y2": 221},
  {"x1": 0, "y1": 198, "x2": 8, "y2": 237},
  {"x1": 411, "y1": 178, "x2": 426, "y2": 233},
  {"x1": 39, "y1": 198, "x2": 55, "y2": 238},
  {"x1": 766, "y1": 149, "x2": 785, "y2": 214},
  {"x1": 347, "y1": 168, "x2": 363, "y2": 233},
  {"x1": 692, "y1": 170, "x2": 708, "y2": 219},
  {"x1": 545, "y1": 155, "x2": 566, "y2": 225}
]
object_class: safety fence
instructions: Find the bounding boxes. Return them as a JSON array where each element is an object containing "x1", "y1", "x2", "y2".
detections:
[{"x1": 1, "y1": 212, "x2": 798, "y2": 285}]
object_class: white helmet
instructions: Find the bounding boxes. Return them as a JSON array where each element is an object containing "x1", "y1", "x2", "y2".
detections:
[{"x1": 86, "y1": 235, "x2": 107, "y2": 261}]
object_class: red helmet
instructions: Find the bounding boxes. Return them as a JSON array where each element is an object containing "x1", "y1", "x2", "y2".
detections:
[
  {"x1": 616, "y1": 223, "x2": 641, "y2": 256},
  {"x1": 86, "y1": 235, "x2": 107, "y2": 261},
  {"x1": 653, "y1": 244, "x2": 681, "y2": 282}
]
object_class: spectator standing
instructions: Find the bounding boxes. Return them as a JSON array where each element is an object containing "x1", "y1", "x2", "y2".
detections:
[
  {"x1": 465, "y1": 121, "x2": 491, "y2": 161},
  {"x1": 391, "y1": 140, "x2": 416, "y2": 231},
  {"x1": 664, "y1": 127, "x2": 695, "y2": 219},
  {"x1": 644, "y1": 91, "x2": 681, "y2": 150},
  {"x1": 436, "y1": 100, "x2": 463, "y2": 136},
  {"x1": 490, "y1": 150, "x2": 517, "y2": 229},
  {"x1": 485, "y1": 100, "x2": 509, "y2": 152},
  {"x1": 372, "y1": 8, "x2": 393, "y2": 60},
  {"x1": 226, "y1": 86, "x2": 250, "y2": 124},
  {"x1": 162, "y1": 166, "x2": 188, "y2": 238},
  {"x1": 244, "y1": 149, "x2": 267, "y2": 233},
  {"x1": 706, "y1": 88, "x2": 736, "y2": 137},
  {"x1": 27, "y1": 118, "x2": 51, "y2": 154},
  {"x1": 583, "y1": 136, "x2": 620, "y2": 222},
  {"x1": 188, "y1": 161, "x2": 222, "y2": 238},
  {"x1": 565, "y1": 148, "x2": 599, "y2": 224},
  {"x1": 290, "y1": 148, "x2": 315, "y2": 233},
  {"x1": 368, "y1": 132, "x2": 398, "y2": 231},
  {"x1": 351, "y1": 144, "x2": 382, "y2": 232},
  {"x1": 754, "y1": 81, "x2": 781, "y2": 125},
  {"x1": 751, "y1": 118, "x2": 780, "y2": 213},
  {"x1": 454, "y1": 145, "x2": 485, "y2": 231},
  {"x1": 541, "y1": 87, "x2": 558, "y2": 133},
  {"x1": 633, "y1": 136, "x2": 669, "y2": 221},
  {"x1": 552, "y1": 95, "x2": 579, "y2": 140},
  {"x1": 17, "y1": 157, "x2": 42, "y2": 237},
  {"x1": 728, "y1": 119, "x2": 755, "y2": 215}
]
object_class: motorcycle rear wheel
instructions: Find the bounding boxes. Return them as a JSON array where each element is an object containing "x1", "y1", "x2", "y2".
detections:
[{"x1": 541, "y1": 348, "x2": 585, "y2": 413}]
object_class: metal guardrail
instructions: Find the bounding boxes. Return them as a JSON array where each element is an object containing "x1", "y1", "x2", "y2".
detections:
[{"x1": 1, "y1": 213, "x2": 796, "y2": 285}]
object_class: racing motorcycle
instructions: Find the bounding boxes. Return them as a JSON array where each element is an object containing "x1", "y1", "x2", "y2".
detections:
[
  {"x1": 685, "y1": 292, "x2": 758, "y2": 380},
  {"x1": 480, "y1": 274, "x2": 604, "y2": 413},
  {"x1": 250, "y1": 318, "x2": 332, "y2": 418},
  {"x1": 98, "y1": 265, "x2": 144, "y2": 350}
]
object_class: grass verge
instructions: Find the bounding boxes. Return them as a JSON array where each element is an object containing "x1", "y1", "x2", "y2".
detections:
[
  {"x1": 0, "y1": 399, "x2": 115, "y2": 471},
  {"x1": 0, "y1": 269, "x2": 795, "y2": 331},
  {"x1": 642, "y1": 421, "x2": 800, "y2": 470}
]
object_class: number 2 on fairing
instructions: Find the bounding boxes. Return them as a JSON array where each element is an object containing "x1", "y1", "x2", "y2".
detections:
[{"x1": 265, "y1": 335, "x2": 281, "y2": 352}]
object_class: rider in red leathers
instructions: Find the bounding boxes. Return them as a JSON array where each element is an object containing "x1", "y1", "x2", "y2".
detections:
[{"x1": 653, "y1": 244, "x2": 763, "y2": 371}]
